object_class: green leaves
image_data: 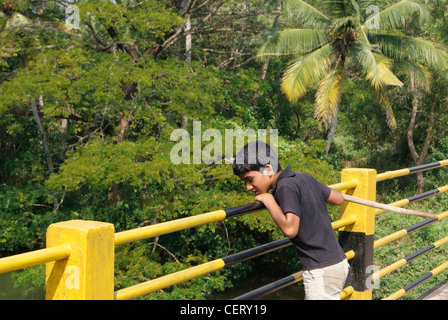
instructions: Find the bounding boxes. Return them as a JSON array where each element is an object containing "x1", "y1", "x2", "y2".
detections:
[
  {"x1": 364, "y1": 0, "x2": 427, "y2": 30},
  {"x1": 403, "y1": 36, "x2": 448, "y2": 69},
  {"x1": 324, "y1": 0, "x2": 360, "y2": 18},
  {"x1": 258, "y1": 28, "x2": 331, "y2": 58},
  {"x1": 45, "y1": 138, "x2": 160, "y2": 191},
  {"x1": 2, "y1": 0, "x2": 448, "y2": 300},
  {"x1": 281, "y1": 43, "x2": 334, "y2": 103},
  {"x1": 0, "y1": 183, "x2": 52, "y2": 253},
  {"x1": 350, "y1": 41, "x2": 404, "y2": 89},
  {"x1": 261, "y1": 0, "x2": 448, "y2": 131},
  {"x1": 283, "y1": 0, "x2": 331, "y2": 28},
  {"x1": 76, "y1": 0, "x2": 183, "y2": 48},
  {"x1": 315, "y1": 61, "x2": 343, "y2": 124},
  {"x1": 367, "y1": 31, "x2": 448, "y2": 70}
]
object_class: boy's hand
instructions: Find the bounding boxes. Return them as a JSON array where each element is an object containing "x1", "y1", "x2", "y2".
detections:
[
  {"x1": 254, "y1": 193, "x2": 274, "y2": 204},
  {"x1": 255, "y1": 192, "x2": 300, "y2": 238}
]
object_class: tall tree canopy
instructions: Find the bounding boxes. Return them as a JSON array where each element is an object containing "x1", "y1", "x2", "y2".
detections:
[{"x1": 259, "y1": 0, "x2": 448, "y2": 153}]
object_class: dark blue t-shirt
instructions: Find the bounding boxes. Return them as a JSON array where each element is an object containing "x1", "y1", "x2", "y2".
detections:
[{"x1": 272, "y1": 166, "x2": 346, "y2": 271}]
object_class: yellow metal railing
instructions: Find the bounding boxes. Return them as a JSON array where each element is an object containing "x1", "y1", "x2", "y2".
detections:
[
  {"x1": 371, "y1": 160, "x2": 448, "y2": 300},
  {"x1": 376, "y1": 160, "x2": 448, "y2": 182},
  {"x1": 383, "y1": 260, "x2": 448, "y2": 300},
  {"x1": 0, "y1": 159, "x2": 447, "y2": 300},
  {"x1": 113, "y1": 216, "x2": 358, "y2": 300},
  {"x1": 114, "y1": 209, "x2": 227, "y2": 246},
  {"x1": 0, "y1": 244, "x2": 71, "y2": 274},
  {"x1": 374, "y1": 210, "x2": 448, "y2": 249}
]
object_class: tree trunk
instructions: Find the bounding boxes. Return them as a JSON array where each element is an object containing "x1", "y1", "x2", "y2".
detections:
[
  {"x1": 108, "y1": 183, "x2": 121, "y2": 203},
  {"x1": 108, "y1": 114, "x2": 131, "y2": 204},
  {"x1": 60, "y1": 118, "x2": 67, "y2": 147},
  {"x1": 407, "y1": 94, "x2": 424, "y2": 194},
  {"x1": 31, "y1": 95, "x2": 59, "y2": 210},
  {"x1": 325, "y1": 112, "x2": 337, "y2": 156},
  {"x1": 406, "y1": 78, "x2": 435, "y2": 194},
  {"x1": 117, "y1": 114, "x2": 130, "y2": 142},
  {"x1": 252, "y1": 1, "x2": 282, "y2": 107},
  {"x1": 183, "y1": 0, "x2": 192, "y2": 62}
]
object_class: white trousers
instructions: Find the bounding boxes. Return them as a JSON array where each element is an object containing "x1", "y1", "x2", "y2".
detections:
[{"x1": 302, "y1": 259, "x2": 349, "y2": 300}]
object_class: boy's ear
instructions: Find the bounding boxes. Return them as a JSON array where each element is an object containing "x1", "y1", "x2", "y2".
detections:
[{"x1": 261, "y1": 164, "x2": 275, "y2": 175}]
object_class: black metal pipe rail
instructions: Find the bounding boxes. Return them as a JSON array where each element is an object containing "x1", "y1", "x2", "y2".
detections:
[
  {"x1": 374, "y1": 209, "x2": 448, "y2": 249},
  {"x1": 376, "y1": 160, "x2": 448, "y2": 181},
  {"x1": 232, "y1": 250, "x2": 355, "y2": 300},
  {"x1": 384, "y1": 259, "x2": 448, "y2": 300},
  {"x1": 114, "y1": 237, "x2": 293, "y2": 300},
  {"x1": 224, "y1": 202, "x2": 265, "y2": 218},
  {"x1": 373, "y1": 235, "x2": 448, "y2": 281},
  {"x1": 221, "y1": 238, "x2": 291, "y2": 266},
  {"x1": 115, "y1": 215, "x2": 358, "y2": 299},
  {"x1": 233, "y1": 272, "x2": 301, "y2": 300},
  {"x1": 374, "y1": 184, "x2": 448, "y2": 216}
]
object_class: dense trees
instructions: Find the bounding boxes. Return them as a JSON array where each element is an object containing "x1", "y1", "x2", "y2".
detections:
[
  {"x1": 1, "y1": 0, "x2": 447, "y2": 299},
  {"x1": 259, "y1": 0, "x2": 447, "y2": 156}
]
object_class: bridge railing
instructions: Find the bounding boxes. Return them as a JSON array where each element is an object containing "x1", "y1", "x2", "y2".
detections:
[
  {"x1": 238, "y1": 161, "x2": 448, "y2": 300},
  {"x1": 0, "y1": 160, "x2": 447, "y2": 299},
  {"x1": 372, "y1": 161, "x2": 448, "y2": 300}
]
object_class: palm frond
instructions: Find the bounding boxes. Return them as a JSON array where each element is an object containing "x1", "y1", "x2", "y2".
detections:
[
  {"x1": 367, "y1": 31, "x2": 448, "y2": 70},
  {"x1": 368, "y1": 54, "x2": 404, "y2": 89},
  {"x1": 364, "y1": 0, "x2": 427, "y2": 30},
  {"x1": 358, "y1": 0, "x2": 390, "y2": 12},
  {"x1": 396, "y1": 58, "x2": 432, "y2": 92},
  {"x1": 258, "y1": 29, "x2": 331, "y2": 59},
  {"x1": 366, "y1": 30, "x2": 406, "y2": 60},
  {"x1": 404, "y1": 37, "x2": 448, "y2": 70},
  {"x1": 283, "y1": 0, "x2": 331, "y2": 28},
  {"x1": 324, "y1": 0, "x2": 360, "y2": 18},
  {"x1": 281, "y1": 43, "x2": 334, "y2": 103},
  {"x1": 315, "y1": 61, "x2": 343, "y2": 124},
  {"x1": 376, "y1": 87, "x2": 397, "y2": 129},
  {"x1": 330, "y1": 16, "x2": 357, "y2": 34},
  {"x1": 350, "y1": 41, "x2": 404, "y2": 89},
  {"x1": 353, "y1": 21, "x2": 371, "y2": 47}
]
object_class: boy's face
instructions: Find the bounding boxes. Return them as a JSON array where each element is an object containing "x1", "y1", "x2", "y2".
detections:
[{"x1": 238, "y1": 165, "x2": 276, "y2": 195}]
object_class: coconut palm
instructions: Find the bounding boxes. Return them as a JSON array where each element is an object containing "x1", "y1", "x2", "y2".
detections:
[{"x1": 259, "y1": 0, "x2": 448, "y2": 154}]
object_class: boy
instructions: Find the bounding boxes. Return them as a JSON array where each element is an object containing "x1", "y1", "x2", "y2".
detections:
[{"x1": 232, "y1": 141, "x2": 349, "y2": 300}]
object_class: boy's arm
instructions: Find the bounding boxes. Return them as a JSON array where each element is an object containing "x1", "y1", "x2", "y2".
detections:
[
  {"x1": 326, "y1": 189, "x2": 344, "y2": 205},
  {"x1": 254, "y1": 193, "x2": 300, "y2": 239}
]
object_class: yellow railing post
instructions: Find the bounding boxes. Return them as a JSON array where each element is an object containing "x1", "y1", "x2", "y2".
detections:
[
  {"x1": 45, "y1": 220, "x2": 115, "y2": 300},
  {"x1": 338, "y1": 168, "x2": 377, "y2": 300}
]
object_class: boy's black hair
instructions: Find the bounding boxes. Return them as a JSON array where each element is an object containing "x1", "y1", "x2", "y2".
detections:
[{"x1": 232, "y1": 141, "x2": 282, "y2": 175}]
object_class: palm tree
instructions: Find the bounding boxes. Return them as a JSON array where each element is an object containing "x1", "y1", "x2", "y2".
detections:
[{"x1": 259, "y1": 0, "x2": 448, "y2": 154}]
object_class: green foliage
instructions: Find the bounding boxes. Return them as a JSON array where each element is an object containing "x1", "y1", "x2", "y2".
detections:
[
  {"x1": 10, "y1": 264, "x2": 45, "y2": 298},
  {"x1": 1, "y1": 0, "x2": 448, "y2": 300},
  {"x1": 0, "y1": 183, "x2": 53, "y2": 253},
  {"x1": 262, "y1": 0, "x2": 448, "y2": 128},
  {"x1": 45, "y1": 138, "x2": 161, "y2": 191}
]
